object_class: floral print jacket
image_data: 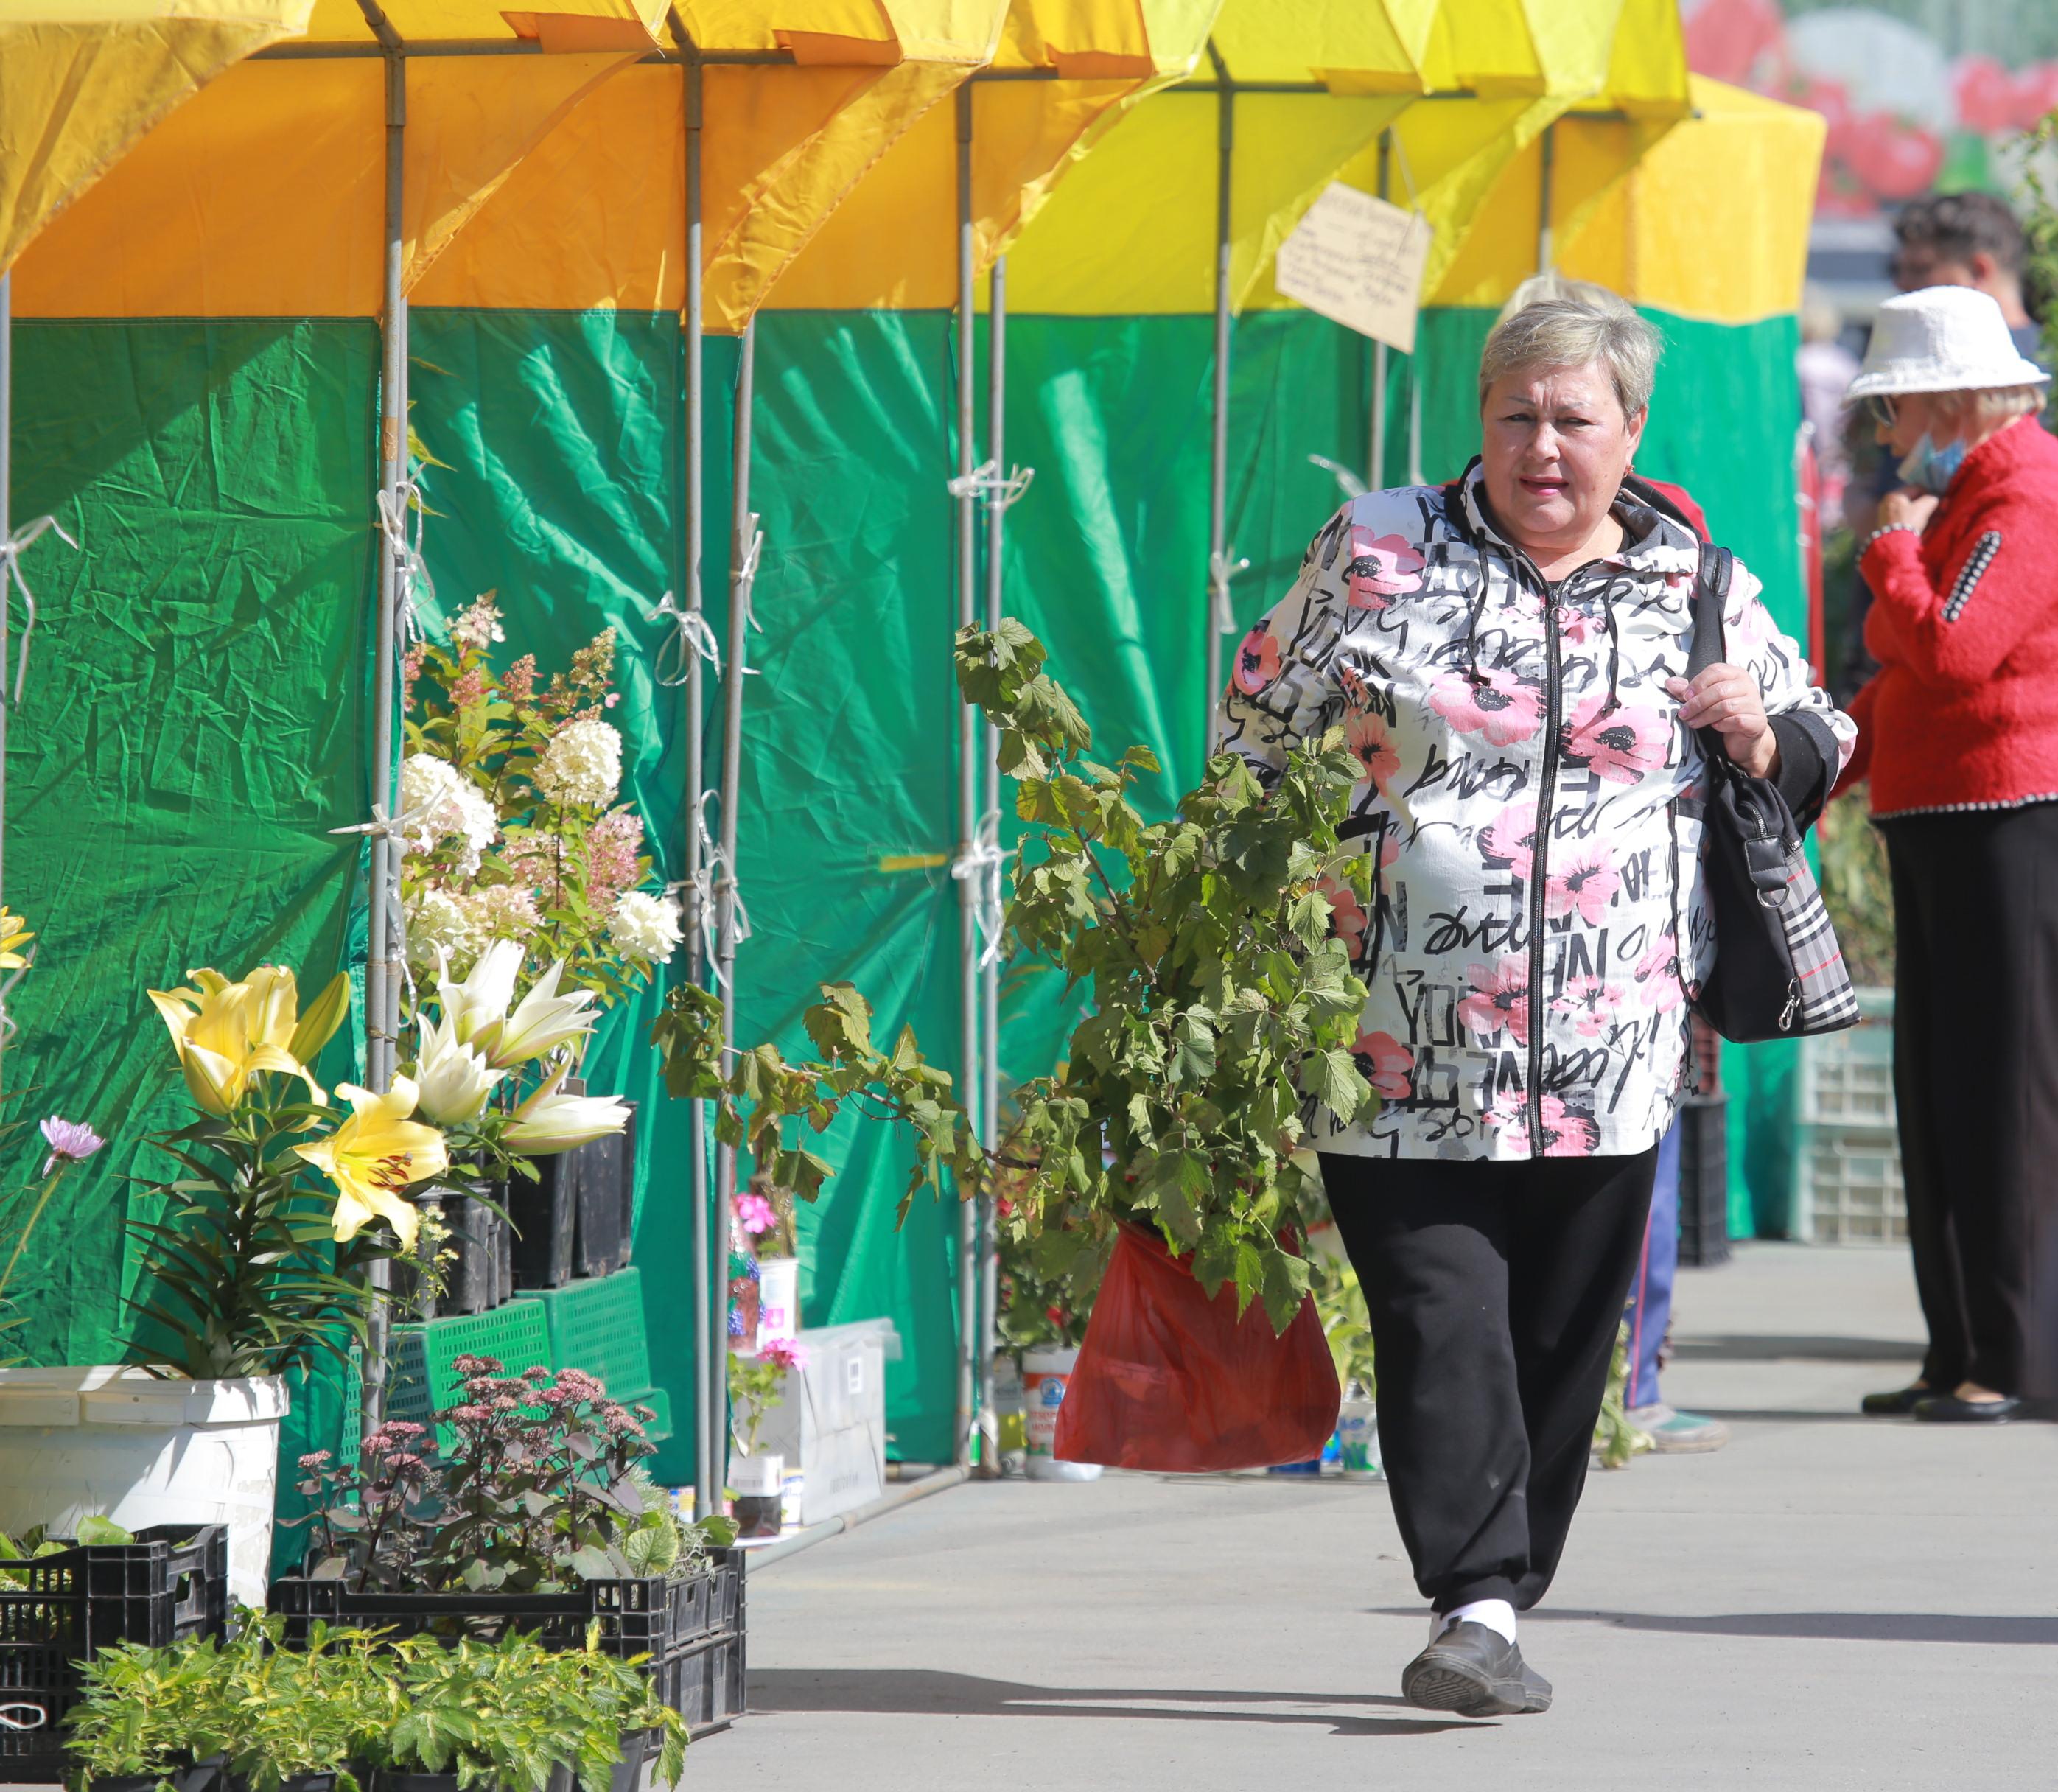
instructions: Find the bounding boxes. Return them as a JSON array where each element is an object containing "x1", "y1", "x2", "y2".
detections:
[{"x1": 1219, "y1": 466, "x2": 1856, "y2": 1162}]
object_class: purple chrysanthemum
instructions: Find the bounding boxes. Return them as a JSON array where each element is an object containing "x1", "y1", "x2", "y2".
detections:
[{"x1": 39, "y1": 1116, "x2": 104, "y2": 1177}]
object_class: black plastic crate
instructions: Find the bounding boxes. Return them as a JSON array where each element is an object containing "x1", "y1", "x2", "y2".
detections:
[
  {"x1": 1678, "y1": 1093, "x2": 1732, "y2": 1269},
  {"x1": 270, "y1": 1550, "x2": 743, "y2": 1735},
  {"x1": 0, "y1": 1525, "x2": 229, "y2": 1782}
]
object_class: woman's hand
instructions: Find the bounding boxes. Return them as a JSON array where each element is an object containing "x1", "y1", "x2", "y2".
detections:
[
  {"x1": 1665, "y1": 665, "x2": 1779, "y2": 777},
  {"x1": 1877, "y1": 487, "x2": 1940, "y2": 531}
]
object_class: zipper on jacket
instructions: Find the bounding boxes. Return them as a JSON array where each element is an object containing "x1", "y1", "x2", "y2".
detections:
[{"x1": 1525, "y1": 575, "x2": 1563, "y2": 1159}]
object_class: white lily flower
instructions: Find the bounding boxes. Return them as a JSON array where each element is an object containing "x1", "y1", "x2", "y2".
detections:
[
  {"x1": 438, "y1": 939, "x2": 523, "y2": 1055},
  {"x1": 412, "y1": 1013, "x2": 505, "y2": 1125},
  {"x1": 504, "y1": 1069, "x2": 629, "y2": 1155},
  {"x1": 489, "y1": 959, "x2": 598, "y2": 1068}
]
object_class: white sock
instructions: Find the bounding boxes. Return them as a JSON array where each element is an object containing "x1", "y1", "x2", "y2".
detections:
[{"x1": 1432, "y1": 1598, "x2": 1518, "y2": 1645}]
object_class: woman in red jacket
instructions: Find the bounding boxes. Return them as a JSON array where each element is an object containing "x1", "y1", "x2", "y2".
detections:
[{"x1": 1837, "y1": 284, "x2": 2057, "y2": 1423}]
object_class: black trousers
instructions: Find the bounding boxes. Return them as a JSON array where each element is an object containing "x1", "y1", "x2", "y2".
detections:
[
  {"x1": 1322, "y1": 1148, "x2": 1658, "y2": 1613},
  {"x1": 1883, "y1": 806, "x2": 2058, "y2": 1401}
]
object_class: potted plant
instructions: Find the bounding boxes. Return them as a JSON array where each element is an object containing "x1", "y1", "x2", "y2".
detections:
[
  {"x1": 0, "y1": 945, "x2": 629, "y2": 1610},
  {"x1": 270, "y1": 1357, "x2": 742, "y2": 1736},
  {"x1": 61, "y1": 1614, "x2": 687, "y2": 1792},
  {"x1": 724, "y1": 1340, "x2": 801, "y2": 1539},
  {"x1": 399, "y1": 598, "x2": 681, "y2": 1290},
  {"x1": 732, "y1": 1177, "x2": 797, "y2": 1357}
]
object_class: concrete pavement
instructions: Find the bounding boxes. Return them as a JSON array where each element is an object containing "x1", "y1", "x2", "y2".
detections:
[{"x1": 718, "y1": 1244, "x2": 2058, "y2": 1790}]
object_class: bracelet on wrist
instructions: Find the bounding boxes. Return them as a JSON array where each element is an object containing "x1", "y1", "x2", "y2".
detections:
[{"x1": 1862, "y1": 522, "x2": 1920, "y2": 555}]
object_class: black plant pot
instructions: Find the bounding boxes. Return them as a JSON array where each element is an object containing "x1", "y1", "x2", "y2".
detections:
[
  {"x1": 507, "y1": 1154, "x2": 578, "y2": 1289},
  {"x1": 92, "y1": 1762, "x2": 224, "y2": 1792},
  {"x1": 444, "y1": 1186, "x2": 511, "y2": 1314},
  {"x1": 572, "y1": 1100, "x2": 637, "y2": 1279}
]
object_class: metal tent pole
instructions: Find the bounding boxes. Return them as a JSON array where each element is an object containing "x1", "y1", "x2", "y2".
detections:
[
  {"x1": 1368, "y1": 133, "x2": 1389, "y2": 491},
  {"x1": 677, "y1": 32, "x2": 718, "y2": 1524},
  {"x1": 976, "y1": 253, "x2": 1007, "y2": 1474},
  {"x1": 0, "y1": 267, "x2": 11, "y2": 1100},
  {"x1": 1537, "y1": 122, "x2": 1556, "y2": 273},
  {"x1": 1204, "y1": 43, "x2": 1233, "y2": 763},
  {"x1": 713, "y1": 314, "x2": 756, "y2": 1488},
  {"x1": 951, "y1": 80, "x2": 979, "y2": 1472},
  {"x1": 363, "y1": 5, "x2": 407, "y2": 1436}
]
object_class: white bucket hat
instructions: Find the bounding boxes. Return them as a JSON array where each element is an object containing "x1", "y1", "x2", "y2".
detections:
[{"x1": 1847, "y1": 285, "x2": 2049, "y2": 400}]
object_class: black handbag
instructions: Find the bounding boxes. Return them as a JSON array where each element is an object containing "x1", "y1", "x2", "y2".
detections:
[{"x1": 1686, "y1": 545, "x2": 1860, "y2": 1043}]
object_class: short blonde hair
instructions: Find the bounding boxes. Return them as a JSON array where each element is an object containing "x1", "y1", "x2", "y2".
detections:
[{"x1": 1477, "y1": 290, "x2": 1662, "y2": 420}]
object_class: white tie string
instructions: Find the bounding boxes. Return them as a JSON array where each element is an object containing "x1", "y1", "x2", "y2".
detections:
[
  {"x1": 376, "y1": 480, "x2": 433, "y2": 644},
  {"x1": 948, "y1": 459, "x2": 1037, "y2": 512},
  {"x1": 689, "y1": 791, "x2": 752, "y2": 984},
  {"x1": 1209, "y1": 547, "x2": 1250, "y2": 637},
  {"x1": 0, "y1": 514, "x2": 80, "y2": 705},
  {"x1": 651, "y1": 590, "x2": 726, "y2": 686},
  {"x1": 951, "y1": 808, "x2": 1008, "y2": 970}
]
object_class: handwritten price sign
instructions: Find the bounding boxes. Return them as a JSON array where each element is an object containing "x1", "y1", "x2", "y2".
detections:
[{"x1": 1275, "y1": 183, "x2": 1432, "y2": 354}]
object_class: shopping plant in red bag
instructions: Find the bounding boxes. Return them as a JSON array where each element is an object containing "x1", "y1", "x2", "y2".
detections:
[{"x1": 651, "y1": 620, "x2": 1382, "y2": 1471}]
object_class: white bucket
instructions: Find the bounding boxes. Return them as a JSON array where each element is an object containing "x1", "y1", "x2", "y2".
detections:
[
  {"x1": 0, "y1": 1367, "x2": 288, "y2": 1608},
  {"x1": 1021, "y1": 1348, "x2": 1101, "y2": 1483},
  {"x1": 754, "y1": 1256, "x2": 799, "y2": 1354}
]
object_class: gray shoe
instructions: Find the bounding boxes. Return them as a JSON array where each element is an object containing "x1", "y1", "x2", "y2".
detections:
[
  {"x1": 1401, "y1": 1622, "x2": 1531, "y2": 1717},
  {"x1": 1626, "y1": 1402, "x2": 1731, "y2": 1453},
  {"x1": 1519, "y1": 1659, "x2": 1552, "y2": 1714}
]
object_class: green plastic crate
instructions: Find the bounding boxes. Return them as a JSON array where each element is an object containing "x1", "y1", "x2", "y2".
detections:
[
  {"x1": 533, "y1": 1269, "x2": 653, "y2": 1399},
  {"x1": 341, "y1": 1301, "x2": 551, "y2": 1451}
]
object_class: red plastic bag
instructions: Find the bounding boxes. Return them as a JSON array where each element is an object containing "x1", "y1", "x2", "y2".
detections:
[{"x1": 1055, "y1": 1224, "x2": 1340, "y2": 1472}]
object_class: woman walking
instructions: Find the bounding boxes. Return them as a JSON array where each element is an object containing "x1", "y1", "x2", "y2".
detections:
[
  {"x1": 1835, "y1": 285, "x2": 2058, "y2": 1426},
  {"x1": 1219, "y1": 290, "x2": 1853, "y2": 1715}
]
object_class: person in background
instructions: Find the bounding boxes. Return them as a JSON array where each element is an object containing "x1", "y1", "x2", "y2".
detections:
[
  {"x1": 1621, "y1": 1112, "x2": 1729, "y2": 1454},
  {"x1": 1840, "y1": 192, "x2": 2048, "y2": 699},
  {"x1": 1835, "y1": 285, "x2": 2058, "y2": 1424},
  {"x1": 1797, "y1": 287, "x2": 1860, "y2": 515}
]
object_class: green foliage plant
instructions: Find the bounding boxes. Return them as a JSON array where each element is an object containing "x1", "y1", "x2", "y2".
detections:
[
  {"x1": 1309, "y1": 1253, "x2": 1376, "y2": 1400},
  {"x1": 651, "y1": 620, "x2": 1379, "y2": 1335},
  {"x1": 62, "y1": 1614, "x2": 687, "y2": 1792},
  {"x1": 1592, "y1": 1321, "x2": 1653, "y2": 1471}
]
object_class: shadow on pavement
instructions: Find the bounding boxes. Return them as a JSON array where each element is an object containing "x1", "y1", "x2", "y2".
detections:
[
  {"x1": 1668, "y1": 1334, "x2": 1924, "y2": 1362},
  {"x1": 749, "y1": 1668, "x2": 1478, "y2": 1735},
  {"x1": 1369, "y1": 1609, "x2": 2058, "y2": 1645}
]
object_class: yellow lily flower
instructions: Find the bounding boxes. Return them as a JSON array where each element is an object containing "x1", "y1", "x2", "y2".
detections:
[
  {"x1": 0, "y1": 908, "x2": 33, "y2": 972},
  {"x1": 293, "y1": 1077, "x2": 449, "y2": 1248},
  {"x1": 147, "y1": 965, "x2": 335, "y2": 1115}
]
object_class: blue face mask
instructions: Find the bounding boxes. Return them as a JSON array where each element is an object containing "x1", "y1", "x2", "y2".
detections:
[{"x1": 1898, "y1": 432, "x2": 1967, "y2": 495}]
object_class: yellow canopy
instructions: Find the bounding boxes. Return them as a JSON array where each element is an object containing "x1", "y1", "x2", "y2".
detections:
[
  {"x1": 1555, "y1": 77, "x2": 1824, "y2": 325},
  {"x1": 0, "y1": 0, "x2": 314, "y2": 276},
  {"x1": 13, "y1": 0, "x2": 1015, "y2": 323},
  {"x1": 764, "y1": 0, "x2": 1220, "y2": 313},
  {"x1": 1000, "y1": 0, "x2": 1691, "y2": 318}
]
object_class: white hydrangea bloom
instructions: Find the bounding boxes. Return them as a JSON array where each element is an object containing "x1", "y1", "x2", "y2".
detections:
[
  {"x1": 462, "y1": 883, "x2": 542, "y2": 940},
  {"x1": 405, "y1": 886, "x2": 483, "y2": 973},
  {"x1": 399, "y1": 750, "x2": 500, "y2": 873},
  {"x1": 534, "y1": 718, "x2": 623, "y2": 808},
  {"x1": 607, "y1": 889, "x2": 683, "y2": 963}
]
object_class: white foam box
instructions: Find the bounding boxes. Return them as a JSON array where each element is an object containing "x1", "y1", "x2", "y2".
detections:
[{"x1": 753, "y1": 1318, "x2": 900, "y2": 1527}]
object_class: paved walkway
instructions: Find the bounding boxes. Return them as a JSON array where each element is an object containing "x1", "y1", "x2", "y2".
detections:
[{"x1": 721, "y1": 1245, "x2": 2058, "y2": 1789}]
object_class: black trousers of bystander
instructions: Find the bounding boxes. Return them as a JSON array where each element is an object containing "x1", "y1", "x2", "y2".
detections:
[
  {"x1": 1320, "y1": 1147, "x2": 1659, "y2": 1614},
  {"x1": 1883, "y1": 804, "x2": 2058, "y2": 1404}
]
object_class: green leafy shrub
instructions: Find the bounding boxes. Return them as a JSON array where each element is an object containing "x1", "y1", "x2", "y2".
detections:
[
  {"x1": 63, "y1": 1614, "x2": 687, "y2": 1792},
  {"x1": 1817, "y1": 791, "x2": 1894, "y2": 990},
  {"x1": 652, "y1": 620, "x2": 1378, "y2": 1335}
]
